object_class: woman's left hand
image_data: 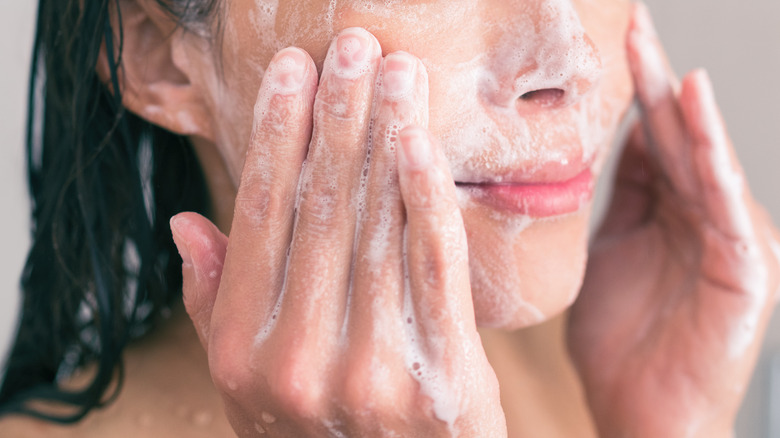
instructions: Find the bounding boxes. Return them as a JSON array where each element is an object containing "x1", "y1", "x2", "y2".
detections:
[{"x1": 568, "y1": 4, "x2": 780, "y2": 437}]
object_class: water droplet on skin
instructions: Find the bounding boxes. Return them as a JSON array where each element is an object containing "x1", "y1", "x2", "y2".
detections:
[
  {"x1": 255, "y1": 422, "x2": 267, "y2": 434},
  {"x1": 227, "y1": 380, "x2": 238, "y2": 392},
  {"x1": 137, "y1": 413, "x2": 153, "y2": 427},
  {"x1": 192, "y1": 410, "x2": 213, "y2": 426},
  {"x1": 262, "y1": 411, "x2": 277, "y2": 424}
]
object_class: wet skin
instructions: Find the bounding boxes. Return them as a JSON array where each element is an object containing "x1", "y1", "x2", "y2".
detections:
[{"x1": 100, "y1": 0, "x2": 780, "y2": 436}]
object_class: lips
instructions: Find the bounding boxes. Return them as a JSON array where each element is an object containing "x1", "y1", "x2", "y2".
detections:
[{"x1": 455, "y1": 167, "x2": 595, "y2": 218}]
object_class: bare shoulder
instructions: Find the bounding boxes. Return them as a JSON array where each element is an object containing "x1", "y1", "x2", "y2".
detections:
[
  {"x1": 0, "y1": 310, "x2": 236, "y2": 437},
  {"x1": 0, "y1": 414, "x2": 74, "y2": 438}
]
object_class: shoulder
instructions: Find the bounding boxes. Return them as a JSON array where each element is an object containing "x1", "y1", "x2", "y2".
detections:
[{"x1": 0, "y1": 415, "x2": 74, "y2": 438}]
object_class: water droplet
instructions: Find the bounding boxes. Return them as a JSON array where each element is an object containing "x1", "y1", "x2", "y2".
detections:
[
  {"x1": 227, "y1": 380, "x2": 238, "y2": 392},
  {"x1": 412, "y1": 362, "x2": 421, "y2": 371},
  {"x1": 192, "y1": 410, "x2": 213, "y2": 426},
  {"x1": 137, "y1": 413, "x2": 153, "y2": 427},
  {"x1": 255, "y1": 422, "x2": 267, "y2": 434},
  {"x1": 262, "y1": 411, "x2": 277, "y2": 424}
]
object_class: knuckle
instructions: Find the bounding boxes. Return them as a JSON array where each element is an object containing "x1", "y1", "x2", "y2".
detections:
[
  {"x1": 341, "y1": 357, "x2": 400, "y2": 414},
  {"x1": 208, "y1": 334, "x2": 253, "y2": 395},
  {"x1": 269, "y1": 355, "x2": 327, "y2": 419},
  {"x1": 254, "y1": 93, "x2": 308, "y2": 138},
  {"x1": 234, "y1": 185, "x2": 290, "y2": 230},
  {"x1": 314, "y1": 78, "x2": 371, "y2": 122},
  {"x1": 296, "y1": 178, "x2": 353, "y2": 231},
  {"x1": 233, "y1": 192, "x2": 271, "y2": 229}
]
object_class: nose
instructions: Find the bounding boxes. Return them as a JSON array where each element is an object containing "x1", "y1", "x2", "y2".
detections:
[{"x1": 480, "y1": 0, "x2": 603, "y2": 112}]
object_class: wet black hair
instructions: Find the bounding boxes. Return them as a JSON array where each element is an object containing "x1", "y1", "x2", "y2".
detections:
[{"x1": 0, "y1": 0, "x2": 219, "y2": 424}]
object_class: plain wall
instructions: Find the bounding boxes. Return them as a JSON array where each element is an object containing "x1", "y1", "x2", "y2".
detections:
[{"x1": 1, "y1": 1, "x2": 778, "y2": 435}]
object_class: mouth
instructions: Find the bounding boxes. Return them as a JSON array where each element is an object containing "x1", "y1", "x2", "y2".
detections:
[{"x1": 455, "y1": 167, "x2": 594, "y2": 218}]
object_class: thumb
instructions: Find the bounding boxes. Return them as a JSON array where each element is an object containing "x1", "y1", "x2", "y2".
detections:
[{"x1": 170, "y1": 212, "x2": 228, "y2": 349}]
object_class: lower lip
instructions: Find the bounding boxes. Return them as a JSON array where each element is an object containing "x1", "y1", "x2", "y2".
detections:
[{"x1": 456, "y1": 169, "x2": 594, "y2": 218}]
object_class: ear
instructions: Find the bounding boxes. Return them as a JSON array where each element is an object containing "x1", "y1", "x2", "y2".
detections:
[{"x1": 97, "y1": 0, "x2": 214, "y2": 141}]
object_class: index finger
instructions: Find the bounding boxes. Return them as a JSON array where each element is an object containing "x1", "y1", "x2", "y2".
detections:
[
  {"x1": 626, "y1": 3, "x2": 696, "y2": 197},
  {"x1": 210, "y1": 48, "x2": 318, "y2": 347}
]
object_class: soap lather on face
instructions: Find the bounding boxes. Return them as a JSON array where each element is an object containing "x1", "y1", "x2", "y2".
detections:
[{"x1": 193, "y1": 0, "x2": 633, "y2": 329}]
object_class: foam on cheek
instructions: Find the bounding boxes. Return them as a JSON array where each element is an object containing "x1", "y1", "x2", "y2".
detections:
[{"x1": 248, "y1": 0, "x2": 281, "y2": 52}]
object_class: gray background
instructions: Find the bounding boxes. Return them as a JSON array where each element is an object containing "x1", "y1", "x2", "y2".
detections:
[{"x1": 0, "y1": 1, "x2": 778, "y2": 435}]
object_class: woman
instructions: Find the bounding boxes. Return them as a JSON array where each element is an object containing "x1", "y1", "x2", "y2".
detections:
[{"x1": 1, "y1": 0, "x2": 778, "y2": 435}]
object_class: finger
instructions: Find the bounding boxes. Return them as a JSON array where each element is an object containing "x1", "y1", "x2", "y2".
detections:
[
  {"x1": 347, "y1": 52, "x2": 429, "y2": 344},
  {"x1": 170, "y1": 212, "x2": 228, "y2": 349},
  {"x1": 398, "y1": 127, "x2": 477, "y2": 361},
  {"x1": 209, "y1": 47, "x2": 317, "y2": 349},
  {"x1": 680, "y1": 70, "x2": 768, "y2": 307},
  {"x1": 679, "y1": 70, "x2": 755, "y2": 242},
  {"x1": 277, "y1": 28, "x2": 382, "y2": 343},
  {"x1": 626, "y1": 3, "x2": 696, "y2": 197},
  {"x1": 336, "y1": 52, "x2": 430, "y2": 416}
]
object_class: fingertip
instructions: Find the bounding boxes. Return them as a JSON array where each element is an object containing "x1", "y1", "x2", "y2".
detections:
[
  {"x1": 264, "y1": 47, "x2": 314, "y2": 96},
  {"x1": 253, "y1": 47, "x2": 317, "y2": 129},
  {"x1": 626, "y1": 2, "x2": 680, "y2": 111},
  {"x1": 170, "y1": 213, "x2": 196, "y2": 266},
  {"x1": 630, "y1": 2, "x2": 657, "y2": 39},
  {"x1": 680, "y1": 68, "x2": 729, "y2": 149},
  {"x1": 170, "y1": 212, "x2": 228, "y2": 268}
]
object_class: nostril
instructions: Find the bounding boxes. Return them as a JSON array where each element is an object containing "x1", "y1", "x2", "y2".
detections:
[{"x1": 519, "y1": 88, "x2": 566, "y2": 107}]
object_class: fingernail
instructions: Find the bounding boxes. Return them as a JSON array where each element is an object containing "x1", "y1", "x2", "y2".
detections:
[
  {"x1": 333, "y1": 28, "x2": 375, "y2": 78},
  {"x1": 268, "y1": 48, "x2": 308, "y2": 94},
  {"x1": 399, "y1": 127, "x2": 432, "y2": 169},
  {"x1": 382, "y1": 52, "x2": 416, "y2": 100},
  {"x1": 170, "y1": 215, "x2": 193, "y2": 266}
]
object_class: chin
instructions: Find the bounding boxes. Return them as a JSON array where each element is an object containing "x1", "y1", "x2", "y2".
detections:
[{"x1": 463, "y1": 204, "x2": 592, "y2": 331}]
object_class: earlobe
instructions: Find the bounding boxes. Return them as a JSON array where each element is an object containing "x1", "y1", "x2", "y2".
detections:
[{"x1": 96, "y1": 0, "x2": 214, "y2": 141}]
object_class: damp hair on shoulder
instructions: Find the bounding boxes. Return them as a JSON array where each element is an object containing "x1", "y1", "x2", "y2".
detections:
[{"x1": 0, "y1": 0, "x2": 218, "y2": 423}]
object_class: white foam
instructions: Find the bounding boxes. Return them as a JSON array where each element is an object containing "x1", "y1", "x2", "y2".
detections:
[
  {"x1": 208, "y1": 0, "x2": 630, "y2": 334},
  {"x1": 401, "y1": 270, "x2": 462, "y2": 433}
]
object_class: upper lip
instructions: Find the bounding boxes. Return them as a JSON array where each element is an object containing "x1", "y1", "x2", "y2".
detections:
[{"x1": 453, "y1": 155, "x2": 593, "y2": 186}]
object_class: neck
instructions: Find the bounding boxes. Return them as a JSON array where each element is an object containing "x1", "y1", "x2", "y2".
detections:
[{"x1": 479, "y1": 313, "x2": 598, "y2": 437}]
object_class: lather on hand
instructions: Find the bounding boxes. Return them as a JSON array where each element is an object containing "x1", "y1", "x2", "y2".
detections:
[{"x1": 568, "y1": 4, "x2": 780, "y2": 437}]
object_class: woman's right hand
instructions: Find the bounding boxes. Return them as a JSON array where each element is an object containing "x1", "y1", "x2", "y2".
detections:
[{"x1": 169, "y1": 28, "x2": 505, "y2": 437}]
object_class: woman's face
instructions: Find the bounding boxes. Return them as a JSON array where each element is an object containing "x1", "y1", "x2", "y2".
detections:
[{"x1": 186, "y1": 0, "x2": 633, "y2": 329}]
